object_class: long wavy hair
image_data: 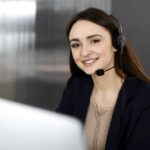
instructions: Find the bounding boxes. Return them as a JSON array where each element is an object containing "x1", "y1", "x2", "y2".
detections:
[{"x1": 66, "y1": 7, "x2": 150, "y2": 82}]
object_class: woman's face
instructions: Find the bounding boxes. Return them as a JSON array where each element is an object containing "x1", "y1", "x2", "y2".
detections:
[{"x1": 69, "y1": 20, "x2": 116, "y2": 75}]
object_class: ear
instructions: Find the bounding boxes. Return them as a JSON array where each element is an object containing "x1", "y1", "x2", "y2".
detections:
[{"x1": 112, "y1": 47, "x2": 117, "y2": 52}]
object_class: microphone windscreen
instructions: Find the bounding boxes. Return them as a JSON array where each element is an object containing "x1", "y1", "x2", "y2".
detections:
[{"x1": 95, "y1": 69, "x2": 104, "y2": 76}]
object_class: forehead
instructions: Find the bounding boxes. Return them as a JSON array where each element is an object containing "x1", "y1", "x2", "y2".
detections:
[{"x1": 69, "y1": 20, "x2": 110, "y2": 40}]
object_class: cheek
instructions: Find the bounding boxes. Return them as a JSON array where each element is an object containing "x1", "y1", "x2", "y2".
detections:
[
  {"x1": 96, "y1": 45, "x2": 115, "y2": 59},
  {"x1": 71, "y1": 50, "x2": 79, "y2": 61},
  {"x1": 94, "y1": 46, "x2": 107, "y2": 56}
]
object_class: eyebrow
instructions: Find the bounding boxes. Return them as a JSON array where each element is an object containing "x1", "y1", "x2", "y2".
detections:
[{"x1": 69, "y1": 34, "x2": 103, "y2": 43}]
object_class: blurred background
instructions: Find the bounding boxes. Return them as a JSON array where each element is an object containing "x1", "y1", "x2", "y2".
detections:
[{"x1": 0, "y1": 0, "x2": 150, "y2": 111}]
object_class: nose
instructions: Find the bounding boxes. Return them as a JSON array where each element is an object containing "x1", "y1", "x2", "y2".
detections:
[{"x1": 80, "y1": 44, "x2": 91, "y2": 56}]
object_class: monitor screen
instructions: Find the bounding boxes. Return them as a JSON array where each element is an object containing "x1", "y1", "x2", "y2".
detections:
[{"x1": 0, "y1": 98, "x2": 87, "y2": 150}]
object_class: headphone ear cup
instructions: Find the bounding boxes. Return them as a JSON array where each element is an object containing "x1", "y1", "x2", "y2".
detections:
[
  {"x1": 117, "y1": 35, "x2": 125, "y2": 56},
  {"x1": 110, "y1": 14, "x2": 125, "y2": 56}
]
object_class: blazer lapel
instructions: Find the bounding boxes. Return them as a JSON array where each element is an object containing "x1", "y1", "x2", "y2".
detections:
[{"x1": 105, "y1": 84, "x2": 125, "y2": 150}]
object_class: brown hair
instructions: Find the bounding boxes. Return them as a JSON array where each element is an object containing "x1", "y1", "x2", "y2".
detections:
[{"x1": 66, "y1": 7, "x2": 150, "y2": 82}]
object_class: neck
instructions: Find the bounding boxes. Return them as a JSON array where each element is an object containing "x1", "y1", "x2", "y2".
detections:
[{"x1": 92, "y1": 68, "x2": 122, "y2": 92}]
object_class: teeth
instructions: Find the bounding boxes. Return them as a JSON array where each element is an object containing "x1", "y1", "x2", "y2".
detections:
[{"x1": 84, "y1": 59, "x2": 95, "y2": 64}]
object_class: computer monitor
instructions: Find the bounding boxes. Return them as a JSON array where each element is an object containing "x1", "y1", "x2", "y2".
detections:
[{"x1": 0, "y1": 98, "x2": 87, "y2": 150}]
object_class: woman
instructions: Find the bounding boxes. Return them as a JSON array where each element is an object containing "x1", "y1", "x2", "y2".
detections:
[{"x1": 56, "y1": 7, "x2": 150, "y2": 150}]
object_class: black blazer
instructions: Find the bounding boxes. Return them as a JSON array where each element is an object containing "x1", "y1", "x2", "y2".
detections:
[{"x1": 56, "y1": 75, "x2": 150, "y2": 150}]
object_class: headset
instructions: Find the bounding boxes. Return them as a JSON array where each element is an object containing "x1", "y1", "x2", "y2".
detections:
[
  {"x1": 95, "y1": 15, "x2": 126, "y2": 76},
  {"x1": 109, "y1": 15, "x2": 126, "y2": 112},
  {"x1": 110, "y1": 15, "x2": 126, "y2": 56}
]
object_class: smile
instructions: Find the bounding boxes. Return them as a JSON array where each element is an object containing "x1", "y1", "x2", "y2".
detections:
[{"x1": 82, "y1": 58, "x2": 98, "y2": 66}]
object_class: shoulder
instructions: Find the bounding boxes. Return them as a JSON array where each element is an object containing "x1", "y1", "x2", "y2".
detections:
[
  {"x1": 125, "y1": 78, "x2": 150, "y2": 100},
  {"x1": 56, "y1": 75, "x2": 93, "y2": 121},
  {"x1": 60, "y1": 75, "x2": 93, "y2": 105},
  {"x1": 121, "y1": 79, "x2": 150, "y2": 148},
  {"x1": 124, "y1": 78, "x2": 150, "y2": 112}
]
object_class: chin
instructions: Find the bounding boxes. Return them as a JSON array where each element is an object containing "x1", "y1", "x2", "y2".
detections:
[{"x1": 83, "y1": 70, "x2": 95, "y2": 75}]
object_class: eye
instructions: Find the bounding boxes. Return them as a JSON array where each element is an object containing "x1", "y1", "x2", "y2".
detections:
[
  {"x1": 91, "y1": 38, "x2": 100, "y2": 44},
  {"x1": 70, "y1": 43, "x2": 81, "y2": 49}
]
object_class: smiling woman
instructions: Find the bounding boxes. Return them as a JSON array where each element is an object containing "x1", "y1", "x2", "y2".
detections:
[
  {"x1": 56, "y1": 7, "x2": 150, "y2": 150},
  {"x1": 69, "y1": 20, "x2": 115, "y2": 75}
]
